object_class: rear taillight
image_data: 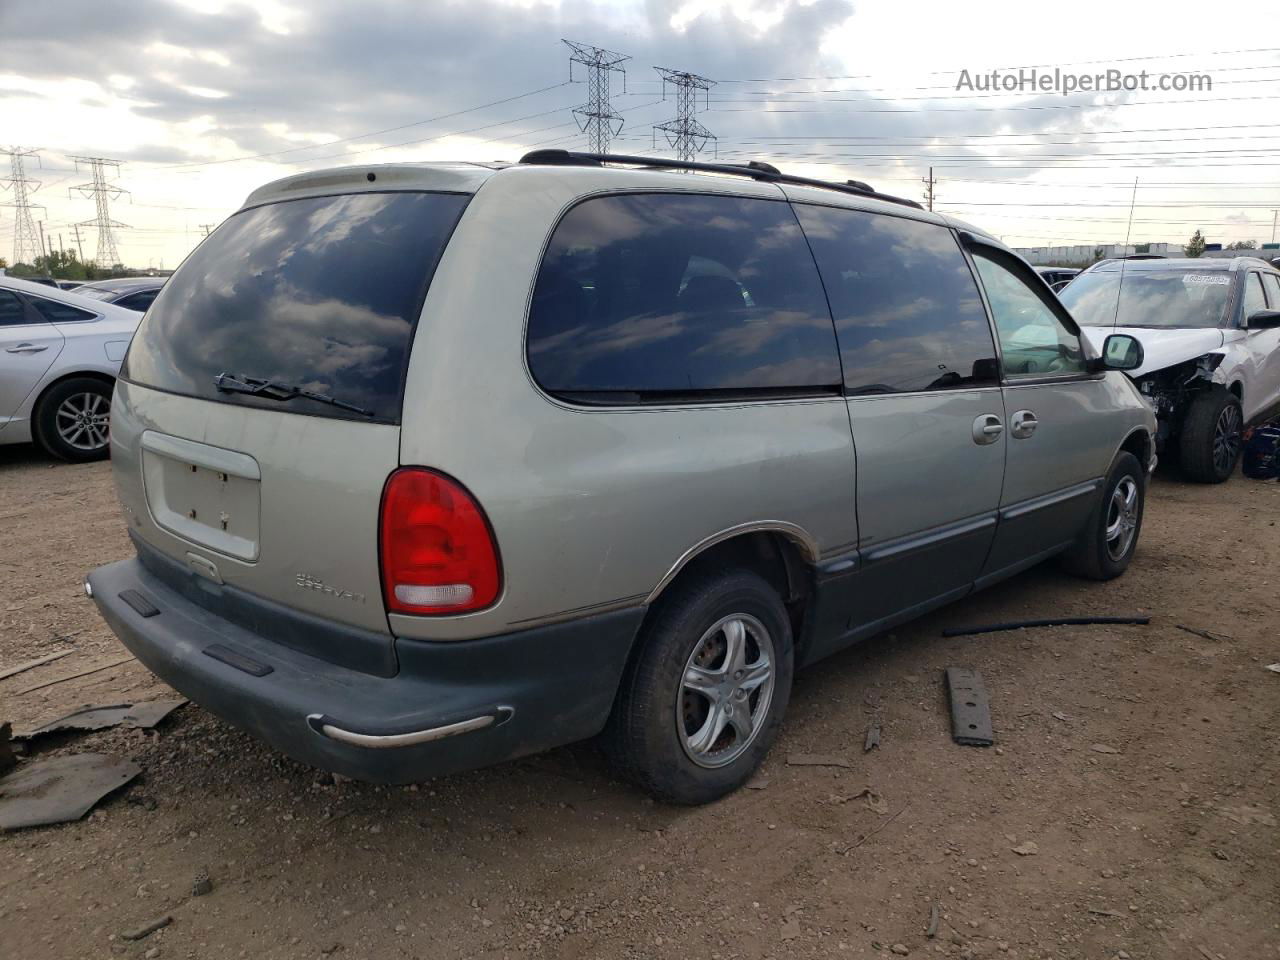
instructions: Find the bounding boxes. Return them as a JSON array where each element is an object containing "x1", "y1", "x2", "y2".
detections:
[{"x1": 379, "y1": 468, "x2": 501, "y2": 615}]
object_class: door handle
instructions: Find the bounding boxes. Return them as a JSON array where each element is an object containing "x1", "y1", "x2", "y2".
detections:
[
  {"x1": 1011, "y1": 409, "x2": 1038, "y2": 439},
  {"x1": 972, "y1": 414, "x2": 1004, "y2": 445},
  {"x1": 5, "y1": 343, "x2": 49, "y2": 354}
]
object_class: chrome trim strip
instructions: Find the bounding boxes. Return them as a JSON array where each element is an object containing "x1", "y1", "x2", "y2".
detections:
[
  {"x1": 140, "y1": 431, "x2": 262, "y2": 480},
  {"x1": 646, "y1": 520, "x2": 821, "y2": 605},
  {"x1": 308, "y1": 712, "x2": 500, "y2": 749}
]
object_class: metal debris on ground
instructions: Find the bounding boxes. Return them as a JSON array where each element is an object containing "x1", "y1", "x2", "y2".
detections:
[
  {"x1": 0, "y1": 753, "x2": 141, "y2": 830},
  {"x1": 926, "y1": 902, "x2": 940, "y2": 938},
  {"x1": 14, "y1": 699, "x2": 187, "y2": 740},
  {"x1": 941, "y1": 616, "x2": 1150, "y2": 638},
  {"x1": 120, "y1": 916, "x2": 172, "y2": 941},
  {"x1": 945, "y1": 668, "x2": 994, "y2": 747},
  {"x1": 786, "y1": 753, "x2": 854, "y2": 769},
  {"x1": 1265, "y1": 663, "x2": 1280, "y2": 674},
  {"x1": 864, "y1": 721, "x2": 881, "y2": 752}
]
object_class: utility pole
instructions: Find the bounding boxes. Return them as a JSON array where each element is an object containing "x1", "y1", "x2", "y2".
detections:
[
  {"x1": 1, "y1": 146, "x2": 45, "y2": 266},
  {"x1": 653, "y1": 67, "x2": 716, "y2": 162},
  {"x1": 563, "y1": 39, "x2": 630, "y2": 154},
  {"x1": 199, "y1": 223, "x2": 215, "y2": 237},
  {"x1": 1272, "y1": 209, "x2": 1278, "y2": 244},
  {"x1": 70, "y1": 156, "x2": 129, "y2": 267},
  {"x1": 72, "y1": 223, "x2": 85, "y2": 262},
  {"x1": 921, "y1": 166, "x2": 938, "y2": 212}
]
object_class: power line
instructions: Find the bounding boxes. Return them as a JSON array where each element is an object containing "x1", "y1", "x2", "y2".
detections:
[
  {"x1": 563, "y1": 39, "x2": 630, "y2": 154},
  {"x1": 154, "y1": 81, "x2": 573, "y2": 170},
  {"x1": 1, "y1": 146, "x2": 44, "y2": 266},
  {"x1": 69, "y1": 157, "x2": 128, "y2": 266}
]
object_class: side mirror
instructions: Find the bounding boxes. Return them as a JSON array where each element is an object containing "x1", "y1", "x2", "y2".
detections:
[
  {"x1": 1248, "y1": 309, "x2": 1280, "y2": 330},
  {"x1": 1101, "y1": 333, "x2": 1144, "y2": 371}
]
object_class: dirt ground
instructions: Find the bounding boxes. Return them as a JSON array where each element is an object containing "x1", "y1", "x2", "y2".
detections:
[{"x1": 1, "y1": 441, "x2": 1277, "y2": 960}]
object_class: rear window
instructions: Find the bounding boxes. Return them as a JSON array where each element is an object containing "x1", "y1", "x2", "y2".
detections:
[
  {"x1": 526, "y1": 192, "x2": 841, "y2": 402},
  {"x1": 122, "y1": 191, "x2": 469, "y2": 422}
]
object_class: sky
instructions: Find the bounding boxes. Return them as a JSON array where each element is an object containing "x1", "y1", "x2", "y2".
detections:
[{"x1": 2, "y1": 0, "x2": 1279, "y2": 268}]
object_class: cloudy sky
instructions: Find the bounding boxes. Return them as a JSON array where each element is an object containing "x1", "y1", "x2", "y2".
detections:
[{"x1": 2, "y1": 0, "x2": 1278, "y2": 267}]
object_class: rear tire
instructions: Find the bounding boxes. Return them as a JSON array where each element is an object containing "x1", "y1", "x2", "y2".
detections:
[
  {"x1": 1179, "y1": 386, "x2": 1242, "y2": 483},
  {"x1": 603, "y1": 569, "x2": 794, "y2": 805},
  {"x1": 33, "y1": 377, "x2": 114, "y2": 463},
  {"x1": 1061, "y1": 451, "x2": 1145, "y2": 581}
]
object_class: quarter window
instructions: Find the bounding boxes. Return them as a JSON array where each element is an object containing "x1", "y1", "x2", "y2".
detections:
[
  {"x1": 792, "y1": 204, "x2": 998, "y2": 394},
  {"x1": 30, "y1": 297, "x2": 96, "y2": 324},
  {"x1": 527, "y1": 193, "x2": 841, "y2": 401},
  {"x1": 1243, "y1": 272, "x2": 1268, "y2": 320},
  {"x1": 0, "y1": 291, "x2": 27, "y2": 326},
  {"x1": 971, "y1": 251, "x2": 1086, "y2": 379},
  {"x1": 1264, "y1": 272, "x2": 1280, "y2": 307}
]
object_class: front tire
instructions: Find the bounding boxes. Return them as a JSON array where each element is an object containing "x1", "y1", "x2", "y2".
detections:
[
  {"x1": 33, "y1": 377, "x2": 114, "y2": 463},
  {"x1": 603, "y1": 569, "x2": 794, "y2": 805},
  {"x1": 1061, "y1": 451, "x2": 1145, "y2": 581},
  {"x1": 1179, "y1": 386, "x2": 1242, "y2": 483}
]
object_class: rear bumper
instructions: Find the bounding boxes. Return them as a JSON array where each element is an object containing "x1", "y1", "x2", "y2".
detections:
[{"x1": 87, "y1": 556, "x2": 644, "y2": 784}]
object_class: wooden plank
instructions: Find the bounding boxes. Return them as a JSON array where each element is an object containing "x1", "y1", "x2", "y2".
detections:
[{"x1": 0, "y1": 650, "x2": 74, "y2": 682}]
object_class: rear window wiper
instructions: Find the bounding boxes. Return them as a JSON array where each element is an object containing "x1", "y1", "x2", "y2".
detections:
[{"x1": 214, "y1": 373, "x2": 375, "y2": 417}]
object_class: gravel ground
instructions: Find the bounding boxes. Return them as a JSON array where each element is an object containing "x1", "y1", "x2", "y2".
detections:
[{"x1": 1, "y1": 441, "x2": 1277, "y2": 960}]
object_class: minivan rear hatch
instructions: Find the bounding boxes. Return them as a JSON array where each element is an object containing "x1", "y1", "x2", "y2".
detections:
[{"x1": 113, "y1": 169, "x2": 481, "y2": 673}]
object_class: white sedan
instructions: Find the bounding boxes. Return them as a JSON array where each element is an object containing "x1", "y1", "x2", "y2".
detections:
[{"x1": 0, "y1": 275, "x2": 142, "y2": 461}]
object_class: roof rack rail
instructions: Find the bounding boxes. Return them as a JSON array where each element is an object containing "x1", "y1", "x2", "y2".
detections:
[{"x1": 517, "y1": 149, "x2": 924, "y2": 211}]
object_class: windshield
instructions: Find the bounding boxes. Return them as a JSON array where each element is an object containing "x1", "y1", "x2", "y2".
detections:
[
  {"x1": 121, "y1": 190, "x2": 469, "y2": 423},
  {"x1": 1059, "y1": 269, "x2": 1232, "y2": 329}
]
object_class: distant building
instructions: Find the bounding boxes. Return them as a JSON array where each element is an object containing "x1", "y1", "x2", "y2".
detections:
[{"x1": 1011, "y1": 242, "x2": 1181, "y2": 266}]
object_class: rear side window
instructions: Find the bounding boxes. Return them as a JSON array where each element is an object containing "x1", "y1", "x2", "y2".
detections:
[
  {"x1": 792, "y1": 204, "x2": 998, "y2": 394},
  {"x1": 31, "y1": 297, "x2": 96, "y2": 324},
  {"x1": 527, "y1": 193, "x2": 840, "y2": 401},
  {"x1": 123, "y1": 191, "x2": 469, "y2": 423}
]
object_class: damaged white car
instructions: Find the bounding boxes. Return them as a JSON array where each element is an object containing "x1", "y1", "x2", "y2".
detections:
[{"x1": 1061, "y1": 257, "x2": 1280, "y2": 483}]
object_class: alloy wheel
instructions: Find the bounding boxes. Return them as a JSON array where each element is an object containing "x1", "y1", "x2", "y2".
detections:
[
  {"x1": 1212, "y1": 404, "x2": 1242, "y2": 476},
  {"x1": 1105, "y1": 476, "x2": 1140, "y2": 562},
  {"x1": 55, "y1": 392, "x2": 110, "y2": 452},
  {"x1": 677, "y1": 613, "x2": 776, "y2": 769}
]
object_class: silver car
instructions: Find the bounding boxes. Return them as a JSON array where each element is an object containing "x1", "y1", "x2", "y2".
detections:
[
  {"x1": 0, "y1": 275, "x2": 141, "y2": 461},
  {"x1": 87, "y1": 152, "x2": 1155, "y2": 804}
]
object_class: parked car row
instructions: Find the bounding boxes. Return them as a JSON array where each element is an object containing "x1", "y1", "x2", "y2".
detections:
[
  {"x1": 86, "y1": 152, "x2": 1157, "y2": 804},
  {"x1": 0, "y1": 275, "x2": 147, "y2": 460}
]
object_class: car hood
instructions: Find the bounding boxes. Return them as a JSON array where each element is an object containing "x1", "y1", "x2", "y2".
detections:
[{"x1": 1080, "y1": 326, "x2": 1225, "y2": 377}]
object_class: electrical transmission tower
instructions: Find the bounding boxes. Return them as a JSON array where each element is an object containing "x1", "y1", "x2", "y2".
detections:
[
  {"x1": 1, "y1": 147, "x2": 46, "y2": 266},
  {"x1": 653, "y1": 68, "x2": 716, "y2": 162},
  {"x1": 563, "y1": 39, "x2": 630, "y2": 154},
  {"x1": 70, "y1": 156, "x2": 129, "y2": 266}
]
